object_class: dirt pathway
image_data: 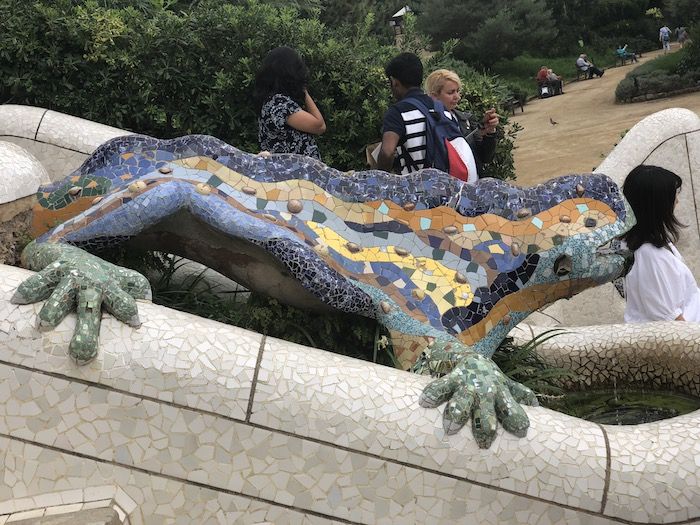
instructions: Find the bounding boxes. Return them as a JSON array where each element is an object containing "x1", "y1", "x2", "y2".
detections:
[{"x1": 510, "y1": 48, "x2": 700, "y2": 187}]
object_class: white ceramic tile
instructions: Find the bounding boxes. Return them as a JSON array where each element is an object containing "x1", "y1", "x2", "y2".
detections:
[
  {"x1": 253, "y1": 336, "x2": 607, "y2": 511},
  {"x1": 513, "y1": 321, "x2": 700, "y2": 397},
  {"x1": 1, "y1": 136, "x2": 87, "y2": 182},
  {"x1": 0, "y1": 142, "x2": 48, "y2": 203},
  {"x1": 605, "y1": 409, "x2": 700, "y2": 523},
  {"x1": 0, "y1": 105, "x2": 46, "y2": 140},
  {"x1": 0, "y1": 265, "x2": 259, "y2": 420},
  {"x1": 686, "y1": 129, "x2": 700, "y2": 262},
  {"x1": 36, "y1": 110, "x2": 131, "y2": 155},
  {"x1": 0, "y1": 435, "x2": 629, "y2": 525}
]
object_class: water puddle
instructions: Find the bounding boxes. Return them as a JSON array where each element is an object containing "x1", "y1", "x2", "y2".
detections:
[{"x1": 544, "y1": 388, "x2": 700, "y2": 425}]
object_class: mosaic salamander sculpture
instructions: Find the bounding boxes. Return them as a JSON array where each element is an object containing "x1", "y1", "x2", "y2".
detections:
[{"x1": 12, "y1": 135, "x2": 633, "y2": 448}]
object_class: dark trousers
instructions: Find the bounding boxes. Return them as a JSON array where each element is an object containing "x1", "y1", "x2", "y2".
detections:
[{"x1": 587, "y1": 66, "x2": 604, "y2": 78}]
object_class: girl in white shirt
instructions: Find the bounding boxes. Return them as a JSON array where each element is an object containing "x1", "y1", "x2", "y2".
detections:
[{"x1": 623, "y1": 165, "x2": 700, "y2": 323}]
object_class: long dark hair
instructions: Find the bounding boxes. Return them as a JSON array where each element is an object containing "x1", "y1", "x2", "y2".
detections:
[
  {"x1": 622, "y1": 164, "x2": 683, "y2": 251},
  {"x1": 254, "y1": 46, "x2": 309, "y2": 111}
]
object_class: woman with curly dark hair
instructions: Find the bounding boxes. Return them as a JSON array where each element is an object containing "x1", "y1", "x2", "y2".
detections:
[
  {"x1": 254, "y1": 47, "x2": 326, "y2": 160},
  {"x1": 622, "y1": 164, "x2": 700, "y2": 323}
]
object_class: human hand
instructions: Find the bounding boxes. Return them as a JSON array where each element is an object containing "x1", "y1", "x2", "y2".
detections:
[{"x1": 481, "y1": 108, "x2": 499, "y2": 136}]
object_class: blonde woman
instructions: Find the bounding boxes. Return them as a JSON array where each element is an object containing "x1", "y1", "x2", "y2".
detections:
[{"x1": 424, "y1": 69, "x2": 499, "y2": 176}]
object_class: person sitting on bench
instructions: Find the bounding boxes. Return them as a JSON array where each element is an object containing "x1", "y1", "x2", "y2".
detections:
[
  {"x1": 616, "y1": 44, "x2": 638, "y2": 63},
  {"x1": 546, "y1": 68, "x2": 564, "y2": 94},
  {"x1": 536, "y1": 65, "x2": 563, "y2": 96},
  {"x1": 576, "y1": 54, "x2": 604, "y2": 78}
]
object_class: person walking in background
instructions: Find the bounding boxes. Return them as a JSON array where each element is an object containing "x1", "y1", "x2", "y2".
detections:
[
  {"x1": 678, "y1": 27, "x2": 689, "y2": 49},
  {"x1": 254, "y1": 46, "x2": 326, "y2": 160},
  {"x1": 622, "y1": 165, "x2": 700, "y2": 323},
  {"x1": 424, "y1": 68, "x2": 499, "y2": 174},
  {"x1": 659, "y1": 25, "x2": 672, "y2": 53},
  {"x1": 576, "y1": 54, "x2": 604, "y2": 78}
]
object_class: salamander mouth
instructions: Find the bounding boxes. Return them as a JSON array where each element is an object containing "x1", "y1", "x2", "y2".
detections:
[{"x1": 595, "y1": 238, "x2": 631, "y2": 258}]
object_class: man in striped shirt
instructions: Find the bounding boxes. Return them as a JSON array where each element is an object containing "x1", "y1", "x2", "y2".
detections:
[{"x1": 377, "y1": 53, "x2": 435, "y2": 174}]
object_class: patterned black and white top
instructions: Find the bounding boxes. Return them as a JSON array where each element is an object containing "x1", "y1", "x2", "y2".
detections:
[{"x1": 258, "y1": 94, "x2": 321, "y2": 160}]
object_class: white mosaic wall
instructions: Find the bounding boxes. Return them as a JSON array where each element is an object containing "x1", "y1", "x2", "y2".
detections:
[
  {"x1": 0, "y1": 105, "x2": 699, "y2": 523},
  {"x1": 0, "y1": 141, "x2": 48, "y2": 205},
  {"x1": 0, "y1": 104, "x2": 131, "y2": 183},
  {"x1": 2, "y1": 264, "x2": 699, "y2": 524}
]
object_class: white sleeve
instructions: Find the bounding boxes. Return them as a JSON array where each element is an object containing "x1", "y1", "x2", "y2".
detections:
[{"x1": 631, "y1": 247, "x2": 684, "y2": 320}]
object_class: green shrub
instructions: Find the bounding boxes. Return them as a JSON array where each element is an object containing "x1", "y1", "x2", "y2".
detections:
[
  {"x1": 615, "y1": 47, "x2": 700, "y2": 103},
  {"x1": 0, "y1": 0, "x2": 519, "y2": 178},
  {"x1": 615, "y1": 77, "x2": 636, "y2": 102},
  {"x1": 677, "y1": 25, "x2": 700, "y2": 73},
  {"x1": 629, "y1": 51, "x2": 685, "y2": 76}
]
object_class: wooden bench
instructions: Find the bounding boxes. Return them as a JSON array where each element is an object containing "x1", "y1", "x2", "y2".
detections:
[
  {"x1": 504, "y1": 95, "x2": 524, "y2": 115},
  {"x1": 576, "y1": 65, "x2": 589, "y2": 81}
]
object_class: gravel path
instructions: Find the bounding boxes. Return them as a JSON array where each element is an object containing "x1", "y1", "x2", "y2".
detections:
[{"x1": 510, "y1": 48, "x2": 700, "y2": 186}]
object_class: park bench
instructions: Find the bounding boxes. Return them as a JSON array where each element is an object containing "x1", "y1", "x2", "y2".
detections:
[
  {"x1": 504, "y1": 95, "x2": 524, "y2": 115},
  {"x1": 576, "y1": 65, "x2": 590, "y2": 81},
  {"x1": 614, "y1": 51, "x2": 638, "y2": 66}
]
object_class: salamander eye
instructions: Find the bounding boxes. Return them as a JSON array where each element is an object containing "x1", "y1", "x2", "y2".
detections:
[{"x1": 553, "y1": 254, "x2": 572, "y2": 276}]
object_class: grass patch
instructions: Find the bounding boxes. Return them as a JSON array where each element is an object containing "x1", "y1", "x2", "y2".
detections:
[
  {"x1": 628, "y1": 51, "x2": 684, "y2": 76},
  {"x1": 492, "y1": 330, "x2": 579, "y2": 398}
]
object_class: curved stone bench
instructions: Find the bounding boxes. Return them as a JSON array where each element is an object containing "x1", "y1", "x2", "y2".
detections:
[
  {"x1": 0, "y1": 104, "x2": 130, "y2": 182},
  {"x1": 1, "y1": 264, "x2": 699, "y2": 524},
  {"x1": 0, "y1": 105, "x2": 699, "y2": 523}
]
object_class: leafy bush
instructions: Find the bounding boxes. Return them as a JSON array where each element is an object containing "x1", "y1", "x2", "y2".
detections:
[
  {"x1": 678, "y1": 25, "x2": 700, "y2": 73},
  {"x1": 615, "y1": 48, "x2": 700, "y2": 102},
  {"x1": 0, "y1": 0, "x2": 519, "y2": 178},
  {"x1": 615, "y1": 77, "x2": 637, "y2": 102}
]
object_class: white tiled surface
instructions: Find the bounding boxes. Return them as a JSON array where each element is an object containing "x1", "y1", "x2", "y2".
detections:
[
  {"x1": 0, "y1": 105, "x2": 131, "y2": 182},
  {"x1": 605, "y1": 410, "x2": 700, "y2": 523},
  {"x1": 644, "y1": 134, "x2": 700, "y2": 276},
  {"x1": 0, "y1": 357, "x2": 615, "y2": 525},
  {"x1": 2, "y1": 261, "x2": 699, "y2": 522},
  {"x1": 1, "y1": 136, "x2": 88, "y2": 182},
  {"x1": 0, "y1": 105, "x2": 46, "y2": 139},
  {"x1": 686, "y1": 129, "x2": 700, "y2": 242},
  {"x1": 254, "y1": 337, "x2": 607, "y2": 511},
  {"x1": 0, "y1": 438, "x2": 344, "y2": 525},
  {"x1": 0, "y1": 142, "x2": 48, "y2": 204},
  {"x1": 511, "y1": 322, "x2": 700, "y2": 396},
  {"x1": 0, "y1": 266, "x2": 259, "y2": 420},
  {"x1": 36, "y1": 110, "x2": 131, "y2": 156}
]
